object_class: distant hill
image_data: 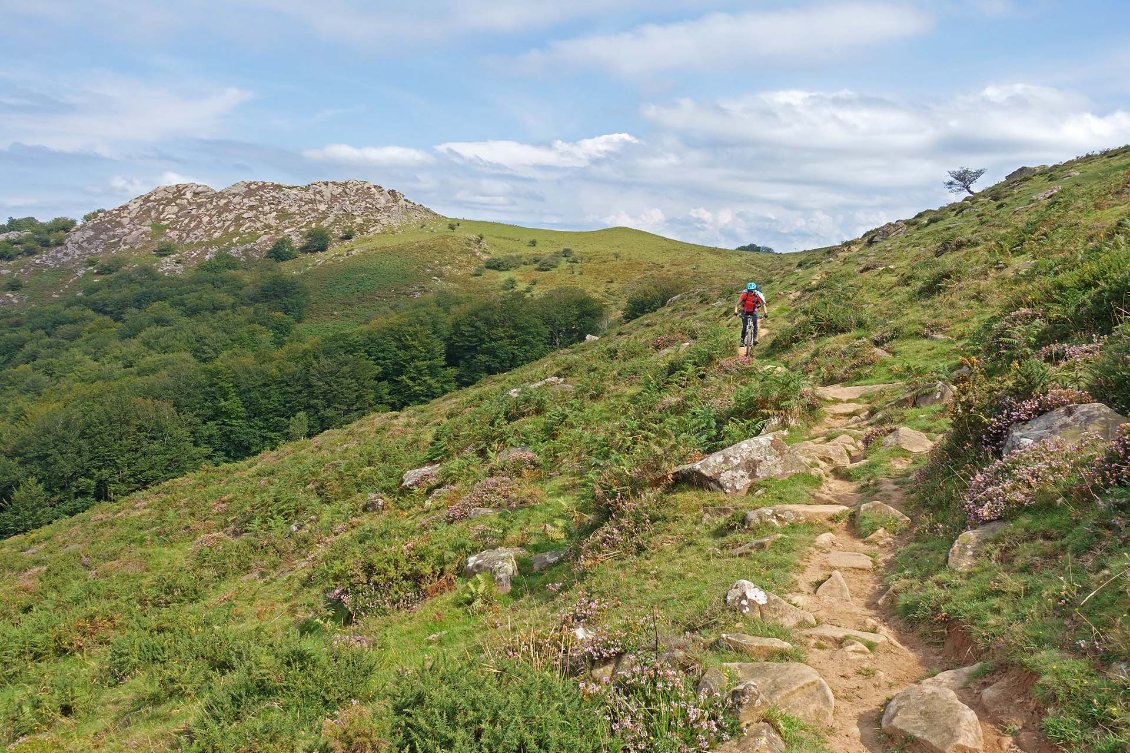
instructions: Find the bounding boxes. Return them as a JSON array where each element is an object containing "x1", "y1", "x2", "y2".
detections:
[{"x1": 40, "y1": 179, "x2": 435, "y2": 268}]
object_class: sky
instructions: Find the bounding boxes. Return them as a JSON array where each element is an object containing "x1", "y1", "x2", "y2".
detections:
[{"x1": 2, "y1": 1, "x2": 1129, "y2": 251}]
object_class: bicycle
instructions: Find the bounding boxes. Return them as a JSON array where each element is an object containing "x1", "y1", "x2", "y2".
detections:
[{"x1": 736, "y1": 311, "x2": 763, "y2": 354}]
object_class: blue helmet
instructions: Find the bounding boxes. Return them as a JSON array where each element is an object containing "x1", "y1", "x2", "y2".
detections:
[{"x1": 746, "y1": 282, "x2": 758, "y2": 291}]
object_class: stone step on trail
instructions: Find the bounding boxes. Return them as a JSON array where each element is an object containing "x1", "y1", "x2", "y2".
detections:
[
  {"x1": 803, "y1": 623, "x2": 888, "y2": 647},
  {"x1": 744, "y1": 504, "x2": 849, "y2": 528},
  {"x1": 724, "y1": 661, "x2": 836, "y2": 726}
]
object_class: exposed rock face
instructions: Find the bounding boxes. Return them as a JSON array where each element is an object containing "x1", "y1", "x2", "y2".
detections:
[
  {"x1": 882, "y1": 684, "x2": 984, "y2": 753},
  {"x1": 1002, "y1": 403, "x2": 1127, "y2": 456},
  {"x1": 44, "y1": 180, "x2": 435, "y2": 267},
  {"x1": 948, "y1": 522, "x2": 1007, "y2": 572},
  {"x1": 530, "y1": 550, "x2": 565, "y2": 572},
  {"x1": 864, "y1": 221, "x2": 908, "y2": 245},
  {"x1": 883, "y1": 427, "x2": 935, "y2": 454},
  {"x1": 727, "y1": 662, "x2": 835, "y2": 726},
  {"x1": 401, "y1": 464, "x2": 441, "y2": 491},
  {"x1": 673, "y1": 434, "x2": 808, "y2": 494},
  {"x1": 1006, "y1": 165, "x2": 1045, "y2": 181},
  {"x1": 725, "y1": 580, "x2": 817, "y2": 628},
  {"x1": 464, "y1": 548, "x2": 523, "y2": 593}
]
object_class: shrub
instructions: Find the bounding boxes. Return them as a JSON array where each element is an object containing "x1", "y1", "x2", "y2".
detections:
[
  {"x1": 1082, "y1": 424, "x2": 1130, "y2": 491},
  {"x1": 580, "y1": 655, "x2": 738, "y2": 753},
  {"x1": 1, "y1": 277, "x2": 23, "y2": 292},
  {"x1": 445, "y1": 476, "x2": 538, "y2": 522},
  {"x1": 319, "y1": 542, "x2": 449, "y2": 621},
  {"x1": 154, "y1": 240, "x2": 177, "y2": 257},
  {"x1": 535, "y1": 255, "x2": 561, "y2": 272},
  {"x1": 1088, "y1": 324, "x2": 1130, "y2": 414},
  {"x1": 981, "y1": 387, "x2": 1093, "y2": 455},
  {"x1": 962, "y1": 437, "x2": 1101, "y2": 523},
  {"x1": 483, "y1": 256, "x2": 522, "y2": 271},
  {"x1": 623, "y1": 278, "x2": 686, "y2": 321},
  {"x1": 388, "y1": 660, "x2": 617, "y2": 753},
  {"x1": 300, "y1": 227, "x2": 332, "y2": 253},
  {"x1": 339, "y1": 228, "x2": 355, "y2": 240},
  {"x1": 728, "y1": 368, "x2": 819, "y2": 429},
  {"x1": 266, "y1": 238, "x2": 297, "y2": 261}
]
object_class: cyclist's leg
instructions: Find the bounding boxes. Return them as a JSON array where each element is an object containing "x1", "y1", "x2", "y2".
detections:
[
  {"x1": 752, "y1": 312, "x2": 759, "y2": 344},
  {"x1": 740, "y1": 313, "x2": 750, "y2": 343}
]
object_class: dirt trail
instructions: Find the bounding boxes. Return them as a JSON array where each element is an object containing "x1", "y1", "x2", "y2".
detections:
[{"x1": 791, "y1": 389, "x2": 1015, "y2": 753}]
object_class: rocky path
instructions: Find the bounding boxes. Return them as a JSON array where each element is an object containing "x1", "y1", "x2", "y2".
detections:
[
  {"x1": 702, "y1": 382, "x2": 1025, "y2": 753},
  {"x1": 788, "y1": 386, "x2": 1015, "y2": 753}
]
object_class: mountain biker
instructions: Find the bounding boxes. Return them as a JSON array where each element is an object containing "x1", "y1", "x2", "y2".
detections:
[{"x1": 734, "y1": 282, "x2": 768, "y2": 346}]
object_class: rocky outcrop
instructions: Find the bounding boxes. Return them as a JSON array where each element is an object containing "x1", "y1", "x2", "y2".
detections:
[
  {"x1": 882, "y1": 684, "x2": 984, "y2": 753},
  {"x1": 673, "y1": 434, "x2": 808, "y2": 494},
  {"x1": 948, "y1": 522, "x2": 1006, "y2": 572},
  {"x1": 916, "y1": 382, "x2": 956, "y2": 408},
  {"x1": 401, "y1": 464, "x2": 441, "y2": 491},
  {"x1": 44, "y1": 180, "x2": 435, "y2": 268},
  {"x1": 864, "y1": 221, "x2": 908, "y2": 245},
  {"x1": 1002, "y1": 403, "x2": 1127, "y2": 456},
  {"x1": 464, "y1": 548, "x2": 523, "y2": 593},
  {"x1": 725, "y1": 580, "x2": 817, "y2": 628},
  {"x1": 727, "y1": 662, "x2": 835, "y2": 726}
]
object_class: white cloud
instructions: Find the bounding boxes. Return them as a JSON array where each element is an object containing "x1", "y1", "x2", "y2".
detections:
[
  {"x1": 523, "y1": 2, "x2": 932, "y2": 76},
  {"x1": 107, "y1": 171, "x2": 203, "y2": 196},
  {"x1": 436, "y1": 133, "x2": 639, "y2": 171},
  {"x1": 0, "y1": 75, "x2": 251, "y2": 154},
  {"x1": 303, "y1": 143, "x2": 434, "y2": 167},
  {"x1": 602, "y1": 207, "x2": 666, "y2": 232}
]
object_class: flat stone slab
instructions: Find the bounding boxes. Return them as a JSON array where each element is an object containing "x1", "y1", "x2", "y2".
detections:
[
  {"x1": 718, "y1": 633, "x2": 794, "y2": 659},
  {"x1": 825, "y1": 551, "x2": 873, "y2": 570},
  {"x1": 673, "y1": 433, "x2": 809, "y2": 494},
  {"x1": 744, "y1": 504, "x2": 849, "y2": 528},
  {"x1": 815, "y1": 570, "x2": 852, "y2": 600},
  {"x1": 858, "y1": 500, "x2": 911, "y2": 524},
  {"x1": 883, "y1": 427, "x2": 934, "y2": 454},
  {"x1": 816, "y1": 383, "x2": 901, "y2": 401},
  {"x1": 804, "y1": 623, "x2": 887, "y2": 646},
  {"x1": 825, "y1": 402, "x2": 869, "y2": 416}
]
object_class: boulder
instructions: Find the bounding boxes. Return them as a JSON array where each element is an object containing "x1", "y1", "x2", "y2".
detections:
[
  {"x1": 947, "y1": 522, "x2": 1006, "y2": 572},
  {"x1": 864, "y1": 221, "x2": 908, "y2": 245},
  {"x1": 701, "y1": 505, "x2": 737, "y2": 524},
  {"x1": 858, "y1": 500, "x2": 911, "y2": 525},
  {"x1": 814, "y1": 532, "x2": 839, "y2": 549},
  {"x1": 841, "y1": 640, "x2": 871, "y2": 655},
  {"x1": 883, "y1": 427, "x2": 934, "y2": 454},
  {"x1": 714, "y1": 722, "x2": 786, "y2": 753},
  {"x1": 584, "y1": 334, "x2": 600, "y2": 342},
  {"x1": 882, "y1": 684, "x2": 984, "y2": 753},
  {"x1": 815, "y1": 570, "x2": 852, "y2": 601},
  {"x1": 744, "y1": 504, "x2": 849, "y2": 528},
  {"x1": 1032, "y1": 186, "x2": 1061, "y2": 201},
  {"x1": 362, "y1": 493, "x2": 386, "y2": 512},
  {"x1": 1002, "y1": 403, "x2": 1128, "y2": 456},
  {"x1": 979, "y1": 679, "x2": 1023, "y2": 726},
  {"x1": 923, "y1": 663, "x2": 984, "y2": 690},
  {"x1": 697, "y1": 667, "x2": 727, "y2": 697},
  {"x1": 673, "y1": 434, "x2": 809, "y2": 494},
  {"x1": 718, "y1": 633, "x2": 794, "y2": 659},
  {"x1": 803, "y1": 624, "x2": 887, "y2": 646},
  {"x1": 792, "y1": 440, "x2": 853, "y2": 469},
  {"x1": 726, "y1": 662, "x2": 835, "y2": 726},
  {"x1": 865, "y1": 528, "x2": 894, "y2": 546},
  {"x1": 826, "y1": 551, "x2": 873, "y2": 570},
  {"x1": 725, "y1": 580, "x2": 816, "y2": 628},
  {"x1": 508, "y1": 376, "x2": 567, "y2": 398},
  {"x1": 916, "y1": 382, "x2": 956, "y2": 408},
  {"x1": 530, "y1": 550, "x2": 566, "y2": 572},
  {"x1": 400, "y1": 464, "x2": 441, "y2": 491},
  {"x1": 464, "y1": 548, "x2": 524, "y2": 593}
]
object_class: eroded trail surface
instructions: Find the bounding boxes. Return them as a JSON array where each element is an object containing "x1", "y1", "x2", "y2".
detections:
[{"x1": 785, "y1": 386, "x2": 1017, "y2": 753}]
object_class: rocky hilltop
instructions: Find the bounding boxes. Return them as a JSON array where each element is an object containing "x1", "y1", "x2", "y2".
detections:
[{"x1": 41, "y1": 179, "x2": 435, "y2": 267}]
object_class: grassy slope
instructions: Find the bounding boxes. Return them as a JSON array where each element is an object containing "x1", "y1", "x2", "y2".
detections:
[{"x1": 1, "y1": 148, "x2": 1128, "y2": 751}]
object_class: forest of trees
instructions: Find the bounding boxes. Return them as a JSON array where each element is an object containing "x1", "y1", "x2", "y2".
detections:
[{"x1": 0, "y1": 251, "x2": 606, "y2": 536}]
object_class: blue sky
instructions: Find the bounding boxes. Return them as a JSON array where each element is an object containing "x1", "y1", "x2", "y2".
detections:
[{"x1": 2, "y1": 1, "x2": 1129, "y2": 250}]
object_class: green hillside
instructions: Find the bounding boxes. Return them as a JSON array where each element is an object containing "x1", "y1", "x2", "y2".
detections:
[{"x1": 1, "y1": 148, "x2": 1128, "y2": 753}]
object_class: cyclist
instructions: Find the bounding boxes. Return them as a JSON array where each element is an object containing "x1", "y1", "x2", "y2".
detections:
[{"x1": 734, "y1": 282, "x2": 768, "y2": 346}]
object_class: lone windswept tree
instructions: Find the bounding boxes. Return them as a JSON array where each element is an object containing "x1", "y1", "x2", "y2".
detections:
[{"x1": 945, "y1": 167, "x2": 987, "y2": 195}]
